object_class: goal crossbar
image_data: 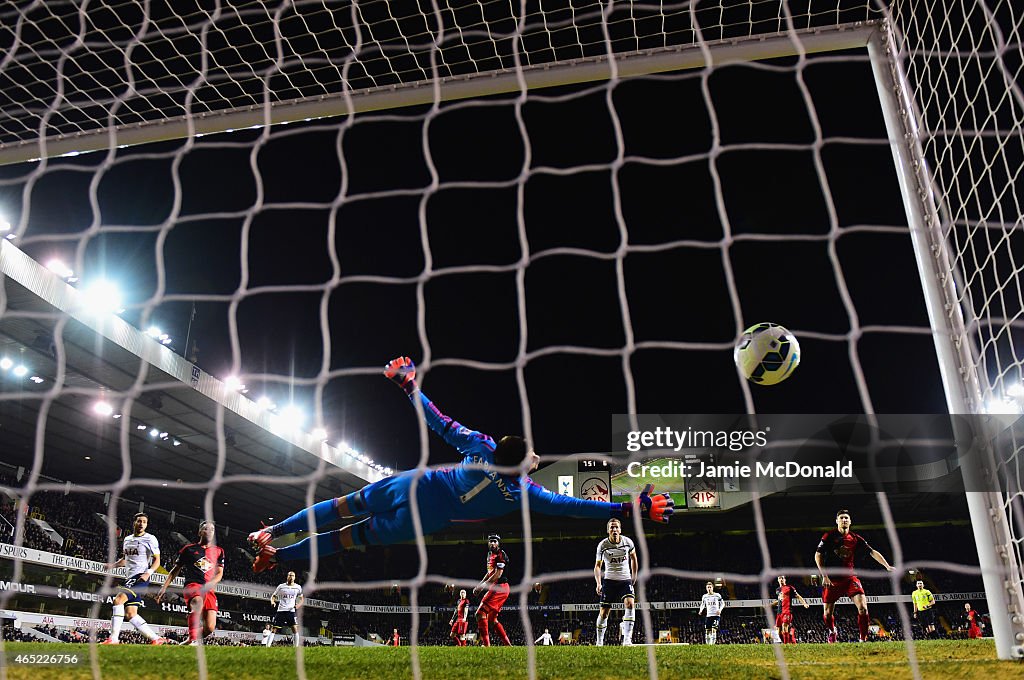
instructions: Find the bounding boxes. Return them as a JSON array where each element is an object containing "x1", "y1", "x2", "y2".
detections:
[{"x1": 0, "y1": 21, "x2": 879, "y2": 168}]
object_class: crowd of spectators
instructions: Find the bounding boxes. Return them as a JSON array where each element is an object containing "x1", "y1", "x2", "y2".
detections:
[
  {"x1": 2, "y1": 624, "x2": 35, "y2": 642},
  {"x1": 0, "y1": 468, "x2": 994, "y2": 646}
]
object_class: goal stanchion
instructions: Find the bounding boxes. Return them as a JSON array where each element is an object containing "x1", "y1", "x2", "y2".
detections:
[{"x1": 867, "y1": 16, "x2": 1024, "y2": 661}]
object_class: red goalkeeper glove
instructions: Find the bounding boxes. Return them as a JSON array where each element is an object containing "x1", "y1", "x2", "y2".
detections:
[
  {"x1": 384, "y1": 356, "x2": 418, "y2": 395},
  {"x1": 618, "y1": 483, "x2": 674, "y2": 523}
]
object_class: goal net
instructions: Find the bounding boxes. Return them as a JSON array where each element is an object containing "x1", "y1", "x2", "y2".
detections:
[{"x1": 0, "y1": 0, "x2": 1021, "y2": 677}]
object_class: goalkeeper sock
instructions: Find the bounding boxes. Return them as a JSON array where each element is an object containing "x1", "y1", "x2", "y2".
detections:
[
  {"x1": 275, "y1": 529, "x2": 347, "y2": 562},
  {"x1": 271, "y1": 497, "x2": 348, "y2": 536},
  {"x1": 110, "y1": 604, "x2": 125, "y2": 643},
  {"x1": 596, "y1": 614, "x2": 608, "y2": 646},
  {"x1": 266, "y1": 633, "x2": 276, "y2": 647},
  {"x1": 128, "y1": 615, "x2": 159, "y2": 641},
  {"x1": 857, "y1": 612, "x2": 870, "y2": 641}
]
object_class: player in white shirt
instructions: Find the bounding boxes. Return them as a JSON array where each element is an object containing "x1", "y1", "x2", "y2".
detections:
[
  {"x1": 267, "y1": 571, "x2": 304, "y2": 647},
  {"x1": 261, "y1": 624, "x2": 273, "y2": 647},
  {"x1": 101, "y1": 513, "x2": 166, "y2": 645},
  {"x1": 698, "y1": 582, "x2": 726, "y2": 644},
  {"x1": 535, "y1": 628, "x2": 554, "y2": 645},
  {"x1": 594, "y1": 518, "x2": 638, "y2": 646}
]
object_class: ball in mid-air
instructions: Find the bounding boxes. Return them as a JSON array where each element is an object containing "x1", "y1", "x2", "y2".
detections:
[{"x1": 734, "y1": 323, "x2": 800, "y2": 385}]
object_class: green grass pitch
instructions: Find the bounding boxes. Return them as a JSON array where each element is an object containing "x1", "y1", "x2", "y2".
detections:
[{"x1": 0, "y1": 640, "x2": 1010, "y2": 679}]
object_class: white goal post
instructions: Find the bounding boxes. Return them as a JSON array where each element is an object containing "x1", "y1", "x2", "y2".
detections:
[
  {"x1": 866, "y1": 20, "x2": 1024, "y2": 661},
  {"x1": 0, "y1": 22, "x2": 879, "y2": 167}
]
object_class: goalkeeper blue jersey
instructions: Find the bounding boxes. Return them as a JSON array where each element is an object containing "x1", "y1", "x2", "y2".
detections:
[{"x1": 414, "y1": 392, "x2": 616, "y2": 521}]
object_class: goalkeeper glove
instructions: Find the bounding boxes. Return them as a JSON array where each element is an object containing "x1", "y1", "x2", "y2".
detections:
[
  {"x1": 618, "y1": 483, "x2": 674, "y2": 523},
  {"x1": 383, "y1": 356, "x2": 418, "y2": 395}
]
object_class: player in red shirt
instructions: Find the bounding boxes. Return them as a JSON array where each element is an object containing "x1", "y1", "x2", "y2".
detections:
[
  {"x1": 449, "y1": 589, "x2": 470, "y2": 646},
  {"x1": 815, "y1": 509, "x2": 894, "y2": 643},
  {"x1": 155, "y1": 520, "x2": 225, "y2": 645},
  {"x1": 964, "y1": 603, "x2": 983, "y2": 639},
  {"x1": 392, "y1": 628, "x2": 400, "y2": 646},
  {"x1": 474, "y1": 534, "x2": 511, "y2": 646},
  {"x1": 771, "y1": 575, "x2": 809, "y2": 644}
]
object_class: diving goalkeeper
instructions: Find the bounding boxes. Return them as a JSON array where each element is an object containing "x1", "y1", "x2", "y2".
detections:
[{"x1": 248, "y1": 357, "x2": 674, "y2": 571}]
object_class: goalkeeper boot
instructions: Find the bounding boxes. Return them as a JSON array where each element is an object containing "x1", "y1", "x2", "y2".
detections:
[
  {"x1": 253, "y1": 544, "x2": 278, "y2": 573},
  {"x1": 248, "y1": 522, "x2": 273, "y2": 550}
]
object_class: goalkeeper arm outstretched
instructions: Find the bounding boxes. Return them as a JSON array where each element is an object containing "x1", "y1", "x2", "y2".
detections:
[
  {"x1": 385, "y1": 356, "x2": 675, "y2": 523},
  {"x1": 527, "y1": 481, "x2": 674, "y2": 523},
  {"x1": 385, "y1": 356, "x2": 500, "y2": 457},
  {"x1": 246, "y1": 357, "x2": 675, "y2": 573}
]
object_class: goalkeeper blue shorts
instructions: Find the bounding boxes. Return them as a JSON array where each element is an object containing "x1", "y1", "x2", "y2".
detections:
[{"x1": 359, "y1": 470, "x2": 456, "y2": 545}]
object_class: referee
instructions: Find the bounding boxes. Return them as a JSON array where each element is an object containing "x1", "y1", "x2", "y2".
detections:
[{"x1": 912, "y1": 580, "x2": 937, "y2": 637}]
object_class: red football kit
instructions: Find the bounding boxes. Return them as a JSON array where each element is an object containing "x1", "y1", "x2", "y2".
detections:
[
  {"x1": 478, "y1": 548, "x2": 511, "y2": 646},
  {"x1": 775, "y1": 584, "x2": 796, "y2": 626},
  {"x1": 174, "y1": 542, "x2": 225, "y2": 611},
  {"x1": 479, "y1": 549, "x2": 510, "y2": 614},
  {"x1": 450, "y1": 597, "x2": 470, "y2": 646},
  {"x1": 816, "y1": 529, "x2": 872, "y2": 604},
  {"x1": 967, "y1": 609, "x2": 982, "y2": 639}
]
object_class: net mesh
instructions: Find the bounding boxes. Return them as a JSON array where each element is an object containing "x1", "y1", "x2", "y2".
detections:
[
  {"x1": 0, "y1": 0, "x2": 879, "y2": 155},
  {"x1": 888, "y1": 0, "x2": 1024, "y2": 658},
  {"x1": 0, "y1": 0, "x2": 1021, "y2": 677}
]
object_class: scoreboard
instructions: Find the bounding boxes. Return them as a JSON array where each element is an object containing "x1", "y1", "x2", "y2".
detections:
[
  {"x1": 575, "y1": 459, "x2": 611, "y2": 502},
  {"x1": 532, "y1": 458, "x2": 613, "y2": 503},
  {"x1": 577, "y1": 459, "x2": 611, "y2": 473}
]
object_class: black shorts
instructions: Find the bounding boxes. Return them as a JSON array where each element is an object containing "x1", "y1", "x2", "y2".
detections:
[
  {"x1": 118, "y1": 573, "x2": 152, "y2": 607},
  {"x1": 918, "y1": 608, "x2": 936, "y2": 626},
  {"x1": 599, "y1": 579, "x2": 635, "y2": 607},
  {"x1": 704, "y1": 616, "x2": 721, "y2": 630},
  {"x1": 273, "y1": 611, "x2": 297, "y2": 628}
]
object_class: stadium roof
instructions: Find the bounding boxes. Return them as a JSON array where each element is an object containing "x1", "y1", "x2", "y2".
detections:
[{"x1": 0, "y1": 240, "x2": 374, "y2": 529}]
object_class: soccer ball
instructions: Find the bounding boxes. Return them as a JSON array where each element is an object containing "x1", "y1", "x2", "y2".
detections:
[
  {"x1": 533, "y1": 582, "x2": 543, "y2": 594},
  {"x1": 734, "y1": 323, "x2": 800, "y2": 385},
  {"x1": 444, "y1": 583, "x2": 455, "y2": 595}
]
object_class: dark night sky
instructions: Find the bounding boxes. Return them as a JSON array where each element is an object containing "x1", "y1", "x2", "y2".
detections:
[{"x1": 0, "y1": 44, "x2": 953, "y2": 480}]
